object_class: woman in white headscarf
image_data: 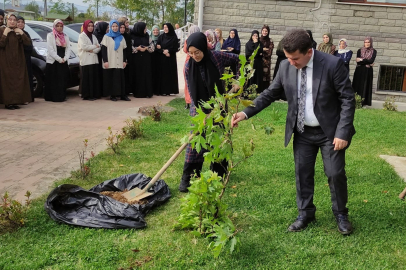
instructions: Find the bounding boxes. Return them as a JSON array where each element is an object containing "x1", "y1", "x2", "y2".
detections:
[{"x1": 334, "y1": 38, "x2": 353, "y2": 74}]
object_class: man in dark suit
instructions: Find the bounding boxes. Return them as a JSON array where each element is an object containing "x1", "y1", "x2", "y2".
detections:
[{"x1": 232, "y1": 29, "x2": 355, "y2": 235}]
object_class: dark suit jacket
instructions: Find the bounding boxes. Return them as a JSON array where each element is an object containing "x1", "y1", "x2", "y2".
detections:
[{"x1": 244, "y1": 50, "x2": 356, "y2": 147}]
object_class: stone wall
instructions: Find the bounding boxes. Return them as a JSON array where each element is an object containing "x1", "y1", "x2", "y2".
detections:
[{"x1": 194, "y1": 0, "x2": 406, "y2": 95}]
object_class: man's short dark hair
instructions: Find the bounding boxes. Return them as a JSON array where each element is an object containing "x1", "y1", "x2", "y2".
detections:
[{"x1": 282, "y1": 29, "x2": 313, "y2": 55}]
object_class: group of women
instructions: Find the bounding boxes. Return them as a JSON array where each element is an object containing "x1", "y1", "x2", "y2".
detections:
[
  {"x1": 187, "y1": 27, "x2": 376, "y2": 108},
  {"x1": 73, "y1": 18, "x2": 180, "y2": 102},
  {"x1": 314, "y1": 32, "x2": 377, "y2": 106}
]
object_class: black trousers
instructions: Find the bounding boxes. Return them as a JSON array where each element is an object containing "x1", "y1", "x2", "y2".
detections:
[{"x1": 293, "y1": 126, "x2": 349, "y2": 218}]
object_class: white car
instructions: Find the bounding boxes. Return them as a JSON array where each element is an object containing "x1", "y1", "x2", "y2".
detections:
[{"x1": 26, "y1": 20, "x2": 79, "y2": 55}]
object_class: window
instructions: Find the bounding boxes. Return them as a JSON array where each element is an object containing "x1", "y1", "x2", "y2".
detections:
[
  {"x1": 378, "y1": 66, "x2": 406, "y2": 92},
  {"x1": 338, "y1": 0, "x2": 406, "y2": 6}
]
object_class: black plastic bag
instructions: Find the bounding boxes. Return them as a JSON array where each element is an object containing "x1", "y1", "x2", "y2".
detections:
[{"x1": 44, "y1": 173, "x2": 171, "y2": 229}]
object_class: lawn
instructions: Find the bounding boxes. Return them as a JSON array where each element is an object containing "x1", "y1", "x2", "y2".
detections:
[{"x1": 1, "y1": 98, "x2": 406, "y2": 270}]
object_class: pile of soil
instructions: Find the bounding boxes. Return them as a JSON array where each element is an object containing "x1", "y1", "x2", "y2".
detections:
[{"x1": 100, "y1": 190, "x2": 147, "y2": 205}]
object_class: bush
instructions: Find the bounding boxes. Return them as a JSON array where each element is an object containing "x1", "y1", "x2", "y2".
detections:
[
  {"x1": 0, "y1": 191, "x2": 32, "y2": 234},
  {"x1": 106, "y1": 127, "x2": 126, "y2": 154},
  {"x1": 122, "y1": 117, "x2": 144, "y2": 140},
  {"x1": 355, "y1": 93, "x2": 364, "y2": 109},
  {"x1": 149, "y1": 103, "x2": 163, "y2": 121},
  {"x1": 383, "y1": 97, "x2": 397, "y2": 111}
]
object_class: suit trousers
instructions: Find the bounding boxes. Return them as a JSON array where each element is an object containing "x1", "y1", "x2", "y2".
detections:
[{"x1": 293, "y1": 126, "x2": 349, "y2": 218}]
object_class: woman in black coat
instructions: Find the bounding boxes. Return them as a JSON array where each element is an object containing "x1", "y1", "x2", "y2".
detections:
[
  {"x1": 130, "y1": 22, "x2": 154, "y2": 98},
  {"x1": 155, "y1": 23, "x2": 179, "y2": 96},
  {"x1": 245, "y1": 30, "x2": 263, "y2": 93}
]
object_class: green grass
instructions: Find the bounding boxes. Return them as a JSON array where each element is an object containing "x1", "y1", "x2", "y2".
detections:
[{"x1": 1, "y1": 99, "x2": 406, "y2": 270}]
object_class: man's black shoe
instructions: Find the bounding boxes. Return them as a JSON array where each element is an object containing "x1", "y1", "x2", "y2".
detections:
[
  {"x1": 288, "y1": 216, "x2": 316, "y2": 232},
  {"x1": 336, "y1": 214, "x2": 353, "y2": 235},
  {"x1": 121, "y1": 96, "x2": 131, "y2": 101}
]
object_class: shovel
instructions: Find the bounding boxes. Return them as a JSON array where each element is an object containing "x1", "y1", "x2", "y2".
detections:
[{"x1": 122, "y1": 133, "x2": 195, "y2": 203}]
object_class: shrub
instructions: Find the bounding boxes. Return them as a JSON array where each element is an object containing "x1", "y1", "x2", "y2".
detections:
[
  {"x1": 76, "y1": 139, "x2": 95, "y2": 180},
  {"x1": 383, "y1": 97, "x2": 397, "y2": 111},
  {"x1": 149, "y1": 102, "x2": 163, "y2": 121},
  {"x1": 0, "y1": 191, "x2": 32, "y2": 233},
  {"x1": 106, "y1": 127, "x2": 126, "y2": 154},
  {"x1": 355, "y1": 93, "x2": 364, "y2": 109},
  {"x1": 122, "y1": 117, "x2": 144, "y2": 140}
]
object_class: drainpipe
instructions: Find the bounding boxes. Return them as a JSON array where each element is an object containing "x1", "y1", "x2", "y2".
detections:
[
  {"x1": 198, "y1": 0, "x2": 204, "y2": 31},
  {"x1": 310, "y1": 0, "x2": 322, "y2": 12}
]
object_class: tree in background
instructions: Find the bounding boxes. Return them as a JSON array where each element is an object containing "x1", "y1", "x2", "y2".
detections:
[
  {"x1": 25, "y1": 1, "x2": 40, "y2": 18},
  {"x1": 111, "y1": 0, "x2": 194, "y2": 27},
  {"x1": 83, "y1": 0, "x2": 109, "y2": 18}
]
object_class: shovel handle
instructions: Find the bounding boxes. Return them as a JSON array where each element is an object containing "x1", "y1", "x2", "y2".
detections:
[
  {"x1": 399, "y1": 187, "x2": 406, "y2": 200},
  {"x1": 141, "y1": 133, "x2": 196, "y2": 193}
]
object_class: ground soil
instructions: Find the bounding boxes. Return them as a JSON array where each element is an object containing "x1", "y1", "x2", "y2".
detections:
[{"x1": 100, "y1": 190, "x2": 147, "y2": 205}]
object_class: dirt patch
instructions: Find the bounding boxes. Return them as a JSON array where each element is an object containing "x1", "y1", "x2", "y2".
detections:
[{"x1": 100, "y1": 190, "x2": 147, "y2": 205}]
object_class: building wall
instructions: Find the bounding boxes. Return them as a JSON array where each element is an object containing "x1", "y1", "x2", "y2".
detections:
[{"x1": 194, "y1": 0, "x2": 406, "y2": 97}]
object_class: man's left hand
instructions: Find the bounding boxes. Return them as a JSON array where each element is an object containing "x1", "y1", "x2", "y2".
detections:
[{"x1": 333, "y1": 138, "x2": 348, "y2": 151}]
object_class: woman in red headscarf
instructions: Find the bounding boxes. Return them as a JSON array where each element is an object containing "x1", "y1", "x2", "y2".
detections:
[
  {"x1": 44, "y1": 19, "x2": 71, "y2": 102},
  {"x1": 0, "y1": 13, "x2": 32, "y2": 110},
  {"x1": 78, "y1": 20, "x2": 101, "y2": 101},
  {"x1": 352, "y1": 37, "x2": 377, "y2": 107}
]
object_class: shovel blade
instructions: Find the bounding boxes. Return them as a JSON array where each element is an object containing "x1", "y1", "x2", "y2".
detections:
[{"x1": 122, "y1": 188, "x2": 153, "y2": 203}]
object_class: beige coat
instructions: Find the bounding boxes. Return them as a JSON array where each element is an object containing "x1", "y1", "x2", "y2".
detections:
[
  {"x1": 46, "y1": 32, "x2": 71, "y2": 64},
  {"x1": 78, "y1": 32, "x2": 101, "y2": 66},
  {"x1": 101, "y1": 35, "x2": 127, "y2": 69}
]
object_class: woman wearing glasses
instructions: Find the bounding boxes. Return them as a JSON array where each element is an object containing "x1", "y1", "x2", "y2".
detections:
[{"x1": 179, "y1": 32, "x2": 240, "y2": 192}]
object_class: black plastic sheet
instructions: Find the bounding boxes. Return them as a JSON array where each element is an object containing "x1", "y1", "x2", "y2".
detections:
[{"x1": 44, "y1": 173, "x2": 171, "y2": 229}]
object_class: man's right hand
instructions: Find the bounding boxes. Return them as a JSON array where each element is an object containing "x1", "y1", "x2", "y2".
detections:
[
  {"x1": 231, "y1": 112, "x2": 247, "y2": 128},
  {"x1": 104, "y1": 62, "x2": 109, "y2": 69}
]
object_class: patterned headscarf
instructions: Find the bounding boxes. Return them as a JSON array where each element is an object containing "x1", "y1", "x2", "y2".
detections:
[
  {"x1": 53, "y1": 19, "x2": 66, "y2": 47},
  {"x1": 205, "y1": 29, "x2": 218, "y2": 50},
  {"x1": 150, "y1": 25, "x2": 160, "y2": 42},
  {"x1": 361, "y1": 36, "x2": 374, "y2": 60},
  {"x1": 82, "y1": 20, "x2": 94, "y2": 41},
  {"x1": 105, "y1": 20, "x2": 123, "y2": 51},
  {"x1": 318, "y1": 32, "x2": 333, "y2": 54}
]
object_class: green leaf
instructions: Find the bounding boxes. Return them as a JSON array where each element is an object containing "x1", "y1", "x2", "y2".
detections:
[
  {"x1": 264, "y1": 126, "x2": 275, "y2": 135},
  {"x1": 241, "y1": 99, "x2": 254, "y2": 108},
  {"x1": 230, "y1": 237, "x2": 237, "y2": 254}
]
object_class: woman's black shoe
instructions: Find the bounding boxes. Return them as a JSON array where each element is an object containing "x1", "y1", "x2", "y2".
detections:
[
  {"x1": 110, "y1": 96, "x2": 117, "y2": 102},
  {"x1": 13, "y1": 105, "x2": 21, "y2": 109},
  {"x1": 121, "y1": 96, "x2": 131, "y2": 101},
  {"x1": 185, "y1": 104, "x2": 190, "y2": 109},
  {"x1": 5, "y1": 105, "x2": 15, "y2": 110}
]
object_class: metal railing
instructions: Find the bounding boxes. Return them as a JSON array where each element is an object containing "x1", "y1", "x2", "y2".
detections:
[{"x1": 378, "y1": 65, "x2": 406, "y2": 92}]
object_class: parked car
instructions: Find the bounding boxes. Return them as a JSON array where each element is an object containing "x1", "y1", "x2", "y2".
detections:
[
  {"x1": 26, "y1": 20, "x2": 79, "y2": 54},
  {"x1": 66, "y1": 23, "x2": 82, "y2": 33},
  {"x1": 24, "y1": 24, "x2": 80, "y2": 97}
]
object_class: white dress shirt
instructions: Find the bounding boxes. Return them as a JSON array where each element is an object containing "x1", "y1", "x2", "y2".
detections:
[{"x1": 297, "y1": 49, "x2": 320, "y2": 127}]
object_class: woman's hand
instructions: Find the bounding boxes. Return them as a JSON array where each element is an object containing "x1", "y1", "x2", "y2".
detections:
[
  {"x1": 3, "y1": 27, "x2": 11, "y2": 36},
  {"x1": 263, "y1": 48, "x2": 269, "y2": 51},
  {"x1": 123, "y1": 62, "x2": 127, "y2": 68},
  {"x1": 14, "y1": 28, "x2": 24, "y2": 35},
  {"x1": 356, "y1": 58, "x2": 363, "y2": 62},
  {"x1": 163, "y1": 49, "x2": 168, "y2": 54},
  {"x1": 156, "y1": 44, "x2": 161, "y2": 49},
  {"x1": 165, "y1": 52, "x2": 170, "y2": 57},
  {"x1": 104, "y1": 62, "x2": 109, "y2": 69}
]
